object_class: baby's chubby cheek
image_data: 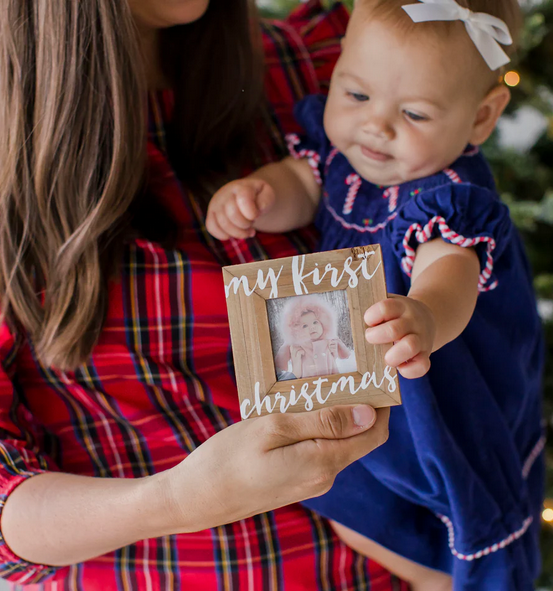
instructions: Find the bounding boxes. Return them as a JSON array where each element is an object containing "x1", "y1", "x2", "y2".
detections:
[
  {"x1": 323, "y1": 106, "x2": 348, "y2": 151},
  {"x1": 397, "y1": 138, "x2": 452, "y2": 181}
]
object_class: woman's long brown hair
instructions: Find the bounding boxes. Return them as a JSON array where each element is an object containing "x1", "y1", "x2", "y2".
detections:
[{"x1": 0, "y1": 0, "x2": 264, "y2": 370}]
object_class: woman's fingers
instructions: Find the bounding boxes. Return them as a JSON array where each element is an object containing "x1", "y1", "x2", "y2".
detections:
[
  {"x1": 260, "y1": 405, "x2": 389, "y2": 498},
  {"x1": 289, "y1": 408, "x2": 390, "y2": 497},
  {"x1": 262, "y1": 404, "x2": 377, "y2": 450},
  {"x1": 318, "y1": 407, "x2": 390, "y2": 472},
  {"x1": 166, "y1": 405, "x2": 389, "y2": 533}
]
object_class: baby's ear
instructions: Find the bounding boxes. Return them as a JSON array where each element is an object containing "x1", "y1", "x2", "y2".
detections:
[{"x1": 469, "y1": 84, "x2": 511, "y2": 146}]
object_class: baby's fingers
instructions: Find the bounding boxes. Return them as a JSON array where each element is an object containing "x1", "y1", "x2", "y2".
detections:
[
  {"x1": 384, "y1": 335, "x2": 431, "y2": 379},
  {"x1": 396, "y1": 354, "x2": 431, "y2": 379},
  {"x1": 206, "y1": 211, "x2": 231, "y2": 241},
  {"x1": 384, "y1": 334, "x2": 422, "y2": 366},
  {"x1": 224, "y1": 197, "x2": 256, "y2": 231},
  {"x1": 364, "y1": 297, "x2": 405, "y2": 327},
  {"x1": 235, "y1": 181, "x2": 273, "y2": 220},
  {"x1": 214, "y1": 210, "x2": 255, "y2": 240},
  {"x1": 365, "y1": 318, "x2": 409, "y2": 345}
]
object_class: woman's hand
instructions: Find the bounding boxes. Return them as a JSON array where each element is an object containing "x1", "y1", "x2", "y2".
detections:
[
  {"x1": 158, "y1": 405, "x2": 389, "y2": 533},
  {"x1": 206, "y1": 178, "x2": 276, "y2": 240},
  {"x1": 1, "y1": 405, "x2": 387, "y2": 566},
  {"x1": 364, "y1": 295, "x2": 436, "y2": 379}
]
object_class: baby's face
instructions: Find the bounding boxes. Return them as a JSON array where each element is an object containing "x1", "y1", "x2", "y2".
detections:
[
  {"x1": 297, "y1": 312, "x2": 324, "y2": 341},
  {"x1": 324, "y1": 13, "x2": 485, "y2": 186}
]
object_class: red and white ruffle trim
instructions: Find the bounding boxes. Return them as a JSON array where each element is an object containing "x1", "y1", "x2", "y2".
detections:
[
  {"x1": 522, "y1": 433, "x2": 546, "y2": 480},
  {"x1": 286, "y1": 133, "x2": 322, "y2": 186},
  {"x1": 437, "y1": 431, "x2": 543, "y2": 561},
  {"x1": 401, "y1": 216, "x2": 498, "y2": 292},
  {"x1": 437, "y1": 514, "x2": 533, "y2": 562}
]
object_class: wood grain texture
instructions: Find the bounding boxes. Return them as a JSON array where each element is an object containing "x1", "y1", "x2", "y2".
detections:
[{"x1": 224, "y1": 246, "x2": 401, "y2": 419}]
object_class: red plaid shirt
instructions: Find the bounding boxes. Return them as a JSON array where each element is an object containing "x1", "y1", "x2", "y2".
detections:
[{"x1": 0, "y1": 3, "x2": 408, "y2": 589}]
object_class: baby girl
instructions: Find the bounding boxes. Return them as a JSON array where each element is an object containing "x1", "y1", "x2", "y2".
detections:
[
  {"x1": 207, "y1": 1, "x2": 543, "y2": 590},
  {"x1": 274, "y1": 294, "x2": 352, "y2": 379}
]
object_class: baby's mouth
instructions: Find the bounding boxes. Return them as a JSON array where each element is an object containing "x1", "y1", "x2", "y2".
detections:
[{"x1": 360, "y1": 145, "x2": 392, "y2": 162}]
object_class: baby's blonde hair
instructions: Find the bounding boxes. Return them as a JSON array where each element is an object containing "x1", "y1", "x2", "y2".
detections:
[{"x1": 356, "y1": 0, "x2": 522, "y2": 87}]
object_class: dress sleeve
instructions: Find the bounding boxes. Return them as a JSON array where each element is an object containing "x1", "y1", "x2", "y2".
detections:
[
  {"x1": 286, "y1": 94, "x2": 331, "y2": 186},
  {"x1": 387, "y1": 182, "x2": 512, "y2": 292},
  {"x1": 0, "y1": 323, "x2": 65, "y2": 584}
]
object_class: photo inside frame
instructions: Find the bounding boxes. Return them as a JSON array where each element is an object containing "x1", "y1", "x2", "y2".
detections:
[{"x1": 267, "y1": 291, "x2": 357, "y2": 382}]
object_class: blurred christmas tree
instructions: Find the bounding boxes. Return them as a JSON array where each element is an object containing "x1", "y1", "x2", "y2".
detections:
[
  {"x1": 507, "y1": 1, "x2": 553, "y2": 588},
  {"x1": 259, "y1": 0, "x2": 553, "y2": 585}
]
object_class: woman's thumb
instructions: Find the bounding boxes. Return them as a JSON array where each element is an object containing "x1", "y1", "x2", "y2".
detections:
[{"x1": 265, "y1": 405, "x2": 377, "y2": 448}]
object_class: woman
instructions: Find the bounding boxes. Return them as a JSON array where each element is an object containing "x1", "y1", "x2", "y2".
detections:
[{"x1": 0, "y1": 0, "x2": 400, "y2": 589}]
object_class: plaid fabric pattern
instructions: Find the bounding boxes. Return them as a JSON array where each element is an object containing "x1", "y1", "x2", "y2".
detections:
[{"x1": 0, "y1": 2, "x2": 409, "y2": 589}]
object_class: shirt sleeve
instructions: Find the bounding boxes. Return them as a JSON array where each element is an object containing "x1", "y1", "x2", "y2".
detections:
[
  {"x1": 386, "y1": 182, "x2": 512, "y2": 292},
  {"x1": 262, "y1": 0, "x2": 347, "y2": 140},
  {"x1": 285, "y1": 0, "x2": 349, "y2": 92},
  {"x1": 286, "y1": 94, "x2": 331, "y2": 186},
  {"x1": 0, "y1": 323, "x2": 66, "y2": 584}
]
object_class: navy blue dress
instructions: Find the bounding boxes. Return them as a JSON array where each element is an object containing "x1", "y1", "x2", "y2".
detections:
[{"x1": 289, "y1": 95, "x2": 545, "y2": 591}]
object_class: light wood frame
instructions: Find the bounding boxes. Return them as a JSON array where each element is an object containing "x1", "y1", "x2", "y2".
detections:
[{"x1": 223, "y1": 245, "x2": 402, "y2": 419}]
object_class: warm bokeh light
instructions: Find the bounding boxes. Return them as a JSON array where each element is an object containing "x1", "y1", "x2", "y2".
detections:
[
  {"x1": 504, "y1": 71, "x2": 521, "y2": 87},
  {"x1": 542, "y1": 508, "x2": 553, "y2": 522}
]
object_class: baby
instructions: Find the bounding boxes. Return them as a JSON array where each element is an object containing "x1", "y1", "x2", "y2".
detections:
[
  {"x1": 207, "y1": 1, "x2": 544, "y2": 590},
  {"x1": 274, "y1": 294, "x2": 352, "y2": 379}
]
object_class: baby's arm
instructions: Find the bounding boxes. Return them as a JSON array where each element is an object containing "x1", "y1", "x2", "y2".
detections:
[
  {"x1": 275, "y1": 344, "x2": 292, "y2": 373},
  {"x1": 289, "y1": 345, "x2": 306, "y2": 379},
  {"x1": 277, "y1": 343, "x2": 306, "y2": 378},
  {"x1": 206, "y1": 157, "x2": 320, "y2": 240},
  {"x1": 364, "y1": 239, "x2": 480, "y2": 379}
]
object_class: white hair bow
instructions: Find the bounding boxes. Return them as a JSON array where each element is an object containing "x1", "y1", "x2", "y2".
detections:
[{"x1": 402, "y1": 0, "x2": 513, "y2": 71}]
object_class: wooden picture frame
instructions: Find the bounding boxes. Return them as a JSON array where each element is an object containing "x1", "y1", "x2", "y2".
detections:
[{"x1": 223, "y1": 245, "x2": 402, "y2": 419}]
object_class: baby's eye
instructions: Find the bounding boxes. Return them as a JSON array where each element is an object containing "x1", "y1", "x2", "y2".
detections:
[
  {"x1": 302, "y1": 324, "x2": 308, "y2": 329},
  {"x1": 347, "y1": 91, "x2": 369, "y2": 102},
  {"x1": 404, "y1": 110, "x2": 428, "y2": 122},
  {"x1": 313, "y1": 320, "x2": 320, "y2": 325}
]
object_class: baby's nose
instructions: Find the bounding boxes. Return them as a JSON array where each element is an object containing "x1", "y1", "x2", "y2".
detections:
[{"x1": 362, "y1": 114, "x2": 394, "y2": 140}]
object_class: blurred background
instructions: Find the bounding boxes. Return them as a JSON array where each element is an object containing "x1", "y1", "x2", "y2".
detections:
[{"x1": 257, "y1": 0, "x2": 553, "y2": 587}]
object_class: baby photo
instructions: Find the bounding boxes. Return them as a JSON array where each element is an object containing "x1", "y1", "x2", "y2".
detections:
[{"x1": 267, "y1": 291, "x2": 357, "y2": 381}]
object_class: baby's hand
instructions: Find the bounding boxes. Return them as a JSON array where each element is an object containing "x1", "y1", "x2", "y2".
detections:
[
  {"x1": 328, "y1": 340, "x2": 339, "y2": 356},
  {"x1": 290, "y1": 345, "x2": 305, "y2": 361},
  {"x1": 364, "y1": 295, "x2": 436, "y2": 379},
  {"x1": 206, "y1": 178, "x2": 275, "y2": 240}
]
